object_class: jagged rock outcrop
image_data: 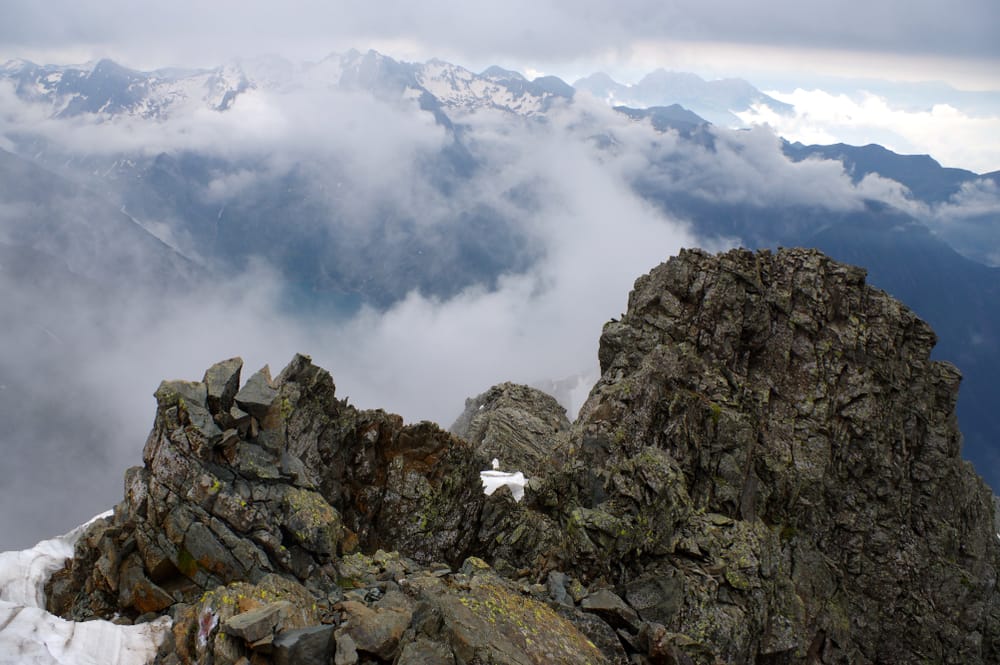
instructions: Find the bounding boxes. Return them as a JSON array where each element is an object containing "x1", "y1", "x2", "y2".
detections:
[
  {"x1": 633, "y1": 249, "x2": 1000, "y2": 662},
  {"x1": 512, "y1": 247, "x2": 1000, "y2": 662},
  {"x1": 47, "y1": 353, "x2": 487, "y2": 619},
  {"x1": 44, "y1": 247, "x2": 999, "y2": 665},
  {"x1": 477, "y1": 247, "x2": 1000, "y2": 662},
  {"x1": 450, "y1": 382, "x2": 571, "y2": 477}
]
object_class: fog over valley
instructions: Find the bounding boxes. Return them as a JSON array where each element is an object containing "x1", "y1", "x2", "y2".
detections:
[{"x1": 0, "y1": 45, "x2": 998, "y2": 549}]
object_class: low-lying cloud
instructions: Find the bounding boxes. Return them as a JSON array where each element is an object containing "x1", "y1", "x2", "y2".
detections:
[
  {"x1": 738, "y1": 88, "x2": 1000, "y2": 173},
  {"x1": 0, "y1": 71, "x2": 966, "y2": 549}
]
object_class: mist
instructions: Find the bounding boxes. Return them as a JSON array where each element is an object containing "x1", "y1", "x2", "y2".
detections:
[
  {"x1": 738, "y1": 88, "x2": 1000, "y2": 173},
  {"x1": 0, "y1": 82, "x2": 700, "y2": 547},
  {"x1": 0, "y1": 62, "x2": 981, "y2": 549}
]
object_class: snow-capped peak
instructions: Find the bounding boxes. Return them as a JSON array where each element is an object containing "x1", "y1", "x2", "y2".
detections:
[{"x1": 0, "y1": 52, "x2": 576, "y2": 124}]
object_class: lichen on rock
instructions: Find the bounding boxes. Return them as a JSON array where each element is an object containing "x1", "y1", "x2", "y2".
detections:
[{"x1": 42, "y1": 248, "x2": 1000, "y2": 665}]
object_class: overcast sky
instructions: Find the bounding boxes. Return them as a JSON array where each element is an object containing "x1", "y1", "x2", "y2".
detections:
[
  {"x1": 4, "y1": 0, "x2": 999, "y2": 171},
  {"x1": 2, "y1": 0, "x2": 999, "y2": 88}
]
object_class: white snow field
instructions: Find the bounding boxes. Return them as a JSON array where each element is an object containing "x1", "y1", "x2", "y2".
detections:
[{"x1": 0, "y1": 512, "x2": 170, "y2": 665}]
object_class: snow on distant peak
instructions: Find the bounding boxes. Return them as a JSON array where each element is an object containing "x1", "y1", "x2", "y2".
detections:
[
  {"x1": 415, "y1": 60, "x2": 568, "y2": 116},
  {"x1": 480, "y1": 65, "x2": 526, "y2": 82},
  {"x1": 1, "y1": 58, "x2": 34, "y2": 73},
  {"x1": 0, "y1": 52, "x2": 575, "y2": 124},
  {"x1": 0, "y1": 513, "x2": 170, "y2": 665}
]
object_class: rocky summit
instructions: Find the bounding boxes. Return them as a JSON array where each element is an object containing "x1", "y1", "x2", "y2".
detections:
[{"x1": 45, "y1": 247, "x2": 999, "y2": 664}]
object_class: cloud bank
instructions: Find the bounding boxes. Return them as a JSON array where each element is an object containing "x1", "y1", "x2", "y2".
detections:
[
  {"x1": 2, "y1": 67, "x2": 992, "y2": 550},
  {"x1": 738, "y1": 88, "x2": 1000, "y2": 173},
  {"x1": 0, "y1": 87, "x2": 701, "y2": 547}
]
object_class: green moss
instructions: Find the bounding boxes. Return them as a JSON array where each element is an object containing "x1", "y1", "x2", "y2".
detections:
[
  {"x1": 709, "y1": 402, "x2": 722, "y2": 427},
  {"x1": 177, "y1": 547, "x2": 198, "y2": 578},
  {"x1": 724, "y1": 568, "x2": 752, "y2": 591}
]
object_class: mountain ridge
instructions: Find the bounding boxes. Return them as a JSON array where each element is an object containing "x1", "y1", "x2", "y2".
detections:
[
  {"x1": 575, "y1": 68, "x2": 794, "y2": 125},
  {"x1": 31, "y1": 247, "x2": 1000, "y2": 664},
  {"x1": 1, "y1": 52, "x2": 793, "y2": 126}
]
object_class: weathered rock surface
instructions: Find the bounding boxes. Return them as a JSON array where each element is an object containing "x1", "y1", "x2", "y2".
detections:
[
  {"x1": 558, "y1": 247, "x2": 1000, "y2": 663},
  {"x1": 48, "y1": 353, "x2": 488, "y2": 621},
  {"x1": 450, "y1": 382, "x2": 571, "y2": 477},
  {"x1": 477, "y1": 248, "x2": 1000, "y2": 662},
  {"x1": 44, "y1": 247, "x2": 999, "y2": 665}
]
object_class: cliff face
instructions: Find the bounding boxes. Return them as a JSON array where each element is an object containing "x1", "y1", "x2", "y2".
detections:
[
  {"x1": 572, "y1": 247, "x2": 1000, "y2": 661},
  {"x1": 45, "y1": 248, "x2": 999, "y2": 664}
]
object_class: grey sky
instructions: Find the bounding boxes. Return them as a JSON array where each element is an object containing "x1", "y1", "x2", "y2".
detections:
[{"x1": 1, "y1": 0, "x2": 998, "y2": 87}]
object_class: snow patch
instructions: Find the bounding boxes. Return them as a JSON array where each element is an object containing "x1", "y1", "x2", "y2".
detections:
[
  {"x1": 0, "y1": 510, "x2": 111, "y2": 607},
  {"x1": 481, "y1": 459, "x2": 526, "y2": 502},
  {"x1": 0, "y1": 512, "x2": 171, "y2": 665}
]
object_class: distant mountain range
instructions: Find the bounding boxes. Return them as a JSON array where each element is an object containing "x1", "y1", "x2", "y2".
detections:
[
  {"x1": 0, "y1": 148, "x2": 198, "y2": 289},
  {"x1": 1, "y1": 52, "x2": 798, "y2": 127},
  {"x1": 0, "y1": 57, "x2": 251, "y2": 117},
  {"x1": 0, "y1": 51, "x2": 577, "y2": 122},
  {"x1": 0, "y1": 50, "x2": 997, "y2": 547},
  {"x1": 784, "y1": 142, "x2": 1000, "y2": 267},
  {"x1": 575, "y1": 69, "x2": 794, "y2": 126}
]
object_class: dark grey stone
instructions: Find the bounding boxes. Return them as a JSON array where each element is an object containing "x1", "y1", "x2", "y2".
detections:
[
  {"x1": 221, "y1": 601, "x2": 290, "y2": 643},
  {"x1": 235, "y1": 366, "x2": 278, "y2": 421},
  {"x1": 203, "y1": 357, "x2": 243, "y2": 415},
  {"x1": 273, "y1": 624, "x2": 336, "y2": 665},
  {"x1": 581, "y1": 589, "x2": 640, "y2": 631}
]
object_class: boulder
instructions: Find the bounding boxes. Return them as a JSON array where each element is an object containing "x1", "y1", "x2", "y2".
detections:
[
  {"x1": 204, "y1": 357, "x2": 243, "y2": 416},
  {"x1": 336, "y1": 599, "x2": 411, "y2": 660},
  {"x1": 581, "y1": 588, "x2": 640, "y2": 631},
  {"x1": 221, "y1": 601, "x2": 292, "y2": 643},
  {"x1": 272, "y1": 624, "x2": 336, "y2": 665},
  {"x1": 234, "y1": 366, "x2": 278, "y2": 422}
]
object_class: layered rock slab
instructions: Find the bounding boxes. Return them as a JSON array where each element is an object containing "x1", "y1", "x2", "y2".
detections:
[{"x1": 450, "y1": 381, "x2": 571, "y2": 477}]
